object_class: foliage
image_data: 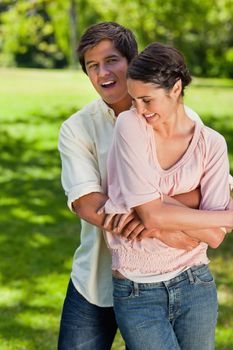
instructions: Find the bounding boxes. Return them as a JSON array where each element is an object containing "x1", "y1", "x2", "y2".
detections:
[
  {"x1": 0, "y1": 0, "x2": 233, "y2": 77},
  {"x1": 0, "y1": 68, "x2": 233, "y2": 349},
  {"x1": 0, "y1": 0, "x2": 67, "y2": 68},
  {"x1": 90, "y1": 0, "x2": 233, "y2": 77}
]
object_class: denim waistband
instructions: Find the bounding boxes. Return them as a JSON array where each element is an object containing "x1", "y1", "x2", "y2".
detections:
[{"x1": 112, "y1": 264, "x2": 209, "y2": 290}]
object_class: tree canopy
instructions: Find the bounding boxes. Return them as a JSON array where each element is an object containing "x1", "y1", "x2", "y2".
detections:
[{"x1": 0, "y1": 0, "x2": 232, "y2": 77}]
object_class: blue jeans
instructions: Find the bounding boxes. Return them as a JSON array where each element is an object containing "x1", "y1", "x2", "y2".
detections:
[
  {"x1": 58, "y1": 279, "x2": 118, "y2": 350},
  {"x1": 113, "y1": 265, "x2": 218, "y2": 350}
]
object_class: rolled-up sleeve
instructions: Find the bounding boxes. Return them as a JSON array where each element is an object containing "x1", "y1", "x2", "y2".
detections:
[{"x1": 58, "y1": 119, "x2": 102, "y2": 211}]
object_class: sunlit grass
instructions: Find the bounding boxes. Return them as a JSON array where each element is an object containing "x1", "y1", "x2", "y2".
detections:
[
  {"x1": 0, "y1": 67, "x2": 98, "y2": 120},
  {"x1": 0, "y1": 68, "x2": 232, "y2": 349}
]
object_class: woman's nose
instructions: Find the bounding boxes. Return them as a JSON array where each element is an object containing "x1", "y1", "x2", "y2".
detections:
[{"x1": 136, "y1": 103, "x2": 146, "y2": 115}]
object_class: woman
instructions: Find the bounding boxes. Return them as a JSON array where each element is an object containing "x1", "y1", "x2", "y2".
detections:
[{"x1": 102, "y1": 43, "x2": 233, "y2": 349}]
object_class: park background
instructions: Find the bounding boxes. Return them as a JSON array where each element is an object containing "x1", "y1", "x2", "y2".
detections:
[{"x1": 0, "y1": 0, "x2": 233, "y2": 349}]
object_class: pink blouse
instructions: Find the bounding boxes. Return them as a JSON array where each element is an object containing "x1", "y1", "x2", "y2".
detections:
[{"x1": 104, "y1": 109, "x2": 230, "y2": 276}]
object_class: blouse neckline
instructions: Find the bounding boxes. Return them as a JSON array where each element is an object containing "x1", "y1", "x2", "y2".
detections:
[{"x1": 149, "y1": 121, "x2": 202, "y2": 174}]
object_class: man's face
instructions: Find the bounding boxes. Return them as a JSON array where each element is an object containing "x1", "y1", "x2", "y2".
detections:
[{"x1": 84, "y1": 39, "x2": 130, "y2": 113}]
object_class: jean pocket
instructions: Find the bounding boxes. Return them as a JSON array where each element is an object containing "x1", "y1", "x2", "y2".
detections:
[
  {"x1": 194, "y1": 267, "x2": 215, "y2": 286},
  {"x1": 113, "y1": 279, "x2": 134, "y2": 300}
]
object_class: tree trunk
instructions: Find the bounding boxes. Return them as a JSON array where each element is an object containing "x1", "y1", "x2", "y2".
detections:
[{"x1": 69, "y1": 0, "x2": 78, "y2": 67}]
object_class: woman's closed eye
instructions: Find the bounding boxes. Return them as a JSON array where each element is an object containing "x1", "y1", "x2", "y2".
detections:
[{"x1": 142, "y1": 99, "x2": 151, "y2": 104}]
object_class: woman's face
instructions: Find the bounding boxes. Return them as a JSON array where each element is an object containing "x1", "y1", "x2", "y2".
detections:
[{"x1": 127, "y1": 78, "x2": 180, "y2": 128}]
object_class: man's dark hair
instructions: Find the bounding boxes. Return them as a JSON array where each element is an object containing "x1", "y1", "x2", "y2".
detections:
[
  {"x1": 78, "y1": 22, "x2": 138, "y2": 73},
  {"x1": 128, "y1": 42, "x2": 192, "y2": 96}
]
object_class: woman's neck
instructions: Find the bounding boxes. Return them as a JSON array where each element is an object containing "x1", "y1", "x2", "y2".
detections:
[{"x1": 153, "y1": 103, "x2": 194, "y2": 139}]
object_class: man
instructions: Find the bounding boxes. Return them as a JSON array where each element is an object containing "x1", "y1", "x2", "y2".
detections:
[{"x1": 58, "y1": 22, "x2": 205, "y2": 350}]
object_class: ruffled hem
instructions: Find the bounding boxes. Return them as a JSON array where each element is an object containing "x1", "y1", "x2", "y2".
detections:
[{"x1": 111, "y1": 245, "x2": 209, "y2": 275}]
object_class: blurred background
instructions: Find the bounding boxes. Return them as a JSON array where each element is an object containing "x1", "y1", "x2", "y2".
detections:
[
  {"x1": 0, "y1": 0, "x2": 233, "y2": 76},
  {"x1": 0, "y1": 1, "x2": 233, "y2": 349}
]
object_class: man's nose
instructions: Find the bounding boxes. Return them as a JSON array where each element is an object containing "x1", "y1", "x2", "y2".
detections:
[{"x1": 98, "y1": 64, "x2": 110, "y2": 77}]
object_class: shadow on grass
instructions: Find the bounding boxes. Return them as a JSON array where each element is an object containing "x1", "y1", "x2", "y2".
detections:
[
  {"x1": 204, "y1": 115, "x2": 233, "y2": 255},
  {"x1": 218, "y1": 301, "x2": 233, "y2": 323},
  {"x1": 0, "y1": 130, "x2": 80, "y2": 276},
  {"x1": 0, "y1": 109, "x2": 81, "y2": 348},
  {"x1": 200, "y1": 115, "x2": 233, "y2": 350},
  {"x1": 0, "y1": 304, "x2": 59, "y2": 348},
  {"x1": 0, "y1": 111, "x2": 232, "y2": 348}
]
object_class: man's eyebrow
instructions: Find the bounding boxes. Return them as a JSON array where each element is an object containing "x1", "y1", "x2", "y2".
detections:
[
  {"x1": 85, "y1": 60, "x2": 96, "y2": 66},
  {"x1": 85, "y1": 54, "x2": 120, "y2": 66},
  {"x1": 105, "y1": 54, "x2": 120, "y2": 59}
]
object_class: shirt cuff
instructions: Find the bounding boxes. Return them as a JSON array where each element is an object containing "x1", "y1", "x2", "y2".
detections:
[{"x1": 67, "y1": 184, "x2": 103, "y2": 211}]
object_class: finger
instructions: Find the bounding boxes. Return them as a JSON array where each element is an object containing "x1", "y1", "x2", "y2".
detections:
[
  {"x1": 118, "y1": 212, "x2": 134, "y2": 231},
  {"x1": 103, "y1": 213, "x2": 116, "y2": 229},
  {"x1": 113, "y1": 214, "x2": 122, "y2": 231},
  {"x1": 121, "y1": 220, "x2": 141, "y2": 238},
  {"x1": 127, "y1": 224, "x2": 145, "y2": 240},
  {"x1": 136, "y1": 229, "x2": 146, "y2": 241}
]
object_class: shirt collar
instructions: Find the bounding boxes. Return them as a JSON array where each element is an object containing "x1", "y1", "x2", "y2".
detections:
[{"x1": 97, "y1": 98, "x2": 116, "y2": 123}]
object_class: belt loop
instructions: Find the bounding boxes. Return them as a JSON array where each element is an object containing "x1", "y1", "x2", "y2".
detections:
[
  {"x1": 187, "y1": 268, "x2": 195, "y2": 284},
  {"x1": 133, "y1": 282, "x2": 139, "y2": 296}
]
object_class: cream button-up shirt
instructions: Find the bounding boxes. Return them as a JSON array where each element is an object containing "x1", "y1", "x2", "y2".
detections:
[
  {"x1": 58, "y1": 99, "x2": 116, "y2": 306},
  {"x1": 58, "y1": 98, "x2": 203, "y2": 307}
]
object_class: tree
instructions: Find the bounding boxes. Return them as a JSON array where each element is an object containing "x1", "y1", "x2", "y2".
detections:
[
  {"x1": 0, "y1": 0, "x2": 232, "y2": 77},
  {"x1": 0, "y1": 0, "x2": 67, "y2": 68}
]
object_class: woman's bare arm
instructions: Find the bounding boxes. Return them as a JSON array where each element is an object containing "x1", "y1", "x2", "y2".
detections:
[
  {"x1": 134, "y1": 197, "x2": 233, "y2": 232},
  {"x1": 163, "y1": 194, "x2": 228, "y2": 248}
]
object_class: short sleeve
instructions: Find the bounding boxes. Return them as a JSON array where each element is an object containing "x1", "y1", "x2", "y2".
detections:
[
  {"x1": 58, "y1": 119, "x2": 102, "y2": 211},
  {"x1": 199, "y1": 128, "x2": 231, "y2": 210},
  {"x1": 105, "y1": 110, "x2": 161, "y2": 213}
]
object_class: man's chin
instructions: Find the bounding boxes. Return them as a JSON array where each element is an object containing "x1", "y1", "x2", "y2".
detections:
[{"x1": 102, "y1": 95, "x2": 119, "y2": 105}]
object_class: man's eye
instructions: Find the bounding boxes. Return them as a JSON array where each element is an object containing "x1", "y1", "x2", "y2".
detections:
[
  {"x1": 107, "y1": 58, "x2": 117, "y2": 64},
  {"x1": 143, "y1": 100, "x2": 151, "y2": 104},
  {"x1": 88, "y1": 64, "x2": 98, "y2": 70}
]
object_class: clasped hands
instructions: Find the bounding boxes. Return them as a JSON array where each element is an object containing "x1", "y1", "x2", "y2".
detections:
[{"x1": 97, "y1": 207, "x2": 200, "y2": 251}]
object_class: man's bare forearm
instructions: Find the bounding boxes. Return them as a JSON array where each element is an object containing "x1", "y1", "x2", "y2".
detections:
[
  {"x1": 172, "y1": 188, "x2": 201, "y2": 209},
  {"x1": 72, "y1": 192, "x2": 108, "y2": 229},
  {"x1": 72, "y1": 192, "x2": 144, "y2": 235}
]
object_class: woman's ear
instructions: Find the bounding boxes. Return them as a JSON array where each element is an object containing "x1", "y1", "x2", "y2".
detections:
[{"x1": 172, "y1": 79, "x2": 182, "y2": 98}]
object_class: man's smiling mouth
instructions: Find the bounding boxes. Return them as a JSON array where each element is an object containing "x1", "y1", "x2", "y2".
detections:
[{"x1": 101, "y1": 80, "x2": 116, "y2": 88}]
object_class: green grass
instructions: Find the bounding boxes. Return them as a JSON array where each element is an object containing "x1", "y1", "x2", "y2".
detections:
[{"x1": 0, "y1": 68, "x2": 233, "y2": 349}]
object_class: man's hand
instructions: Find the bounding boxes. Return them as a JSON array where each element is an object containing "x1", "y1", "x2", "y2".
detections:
[
  {"x1": 98, "y1": 207, "x2": 200, "y2": 250},
  {"x1": 98, "y1": 207, "x2": 145, "y2": 238}
]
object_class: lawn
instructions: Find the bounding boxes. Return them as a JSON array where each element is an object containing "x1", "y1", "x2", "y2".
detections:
[{"x1": 0, "y1": 68, "x2": 232, "y2": 350}]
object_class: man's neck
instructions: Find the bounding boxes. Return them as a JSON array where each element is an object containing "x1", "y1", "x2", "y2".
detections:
[{"x1": 107, "y1": 96, "x2": 132, "y2": 117}]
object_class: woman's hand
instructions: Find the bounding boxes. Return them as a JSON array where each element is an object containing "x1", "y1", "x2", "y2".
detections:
[{"x1": 137, "y1": 229, "x2": 200, "y2": 251}]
